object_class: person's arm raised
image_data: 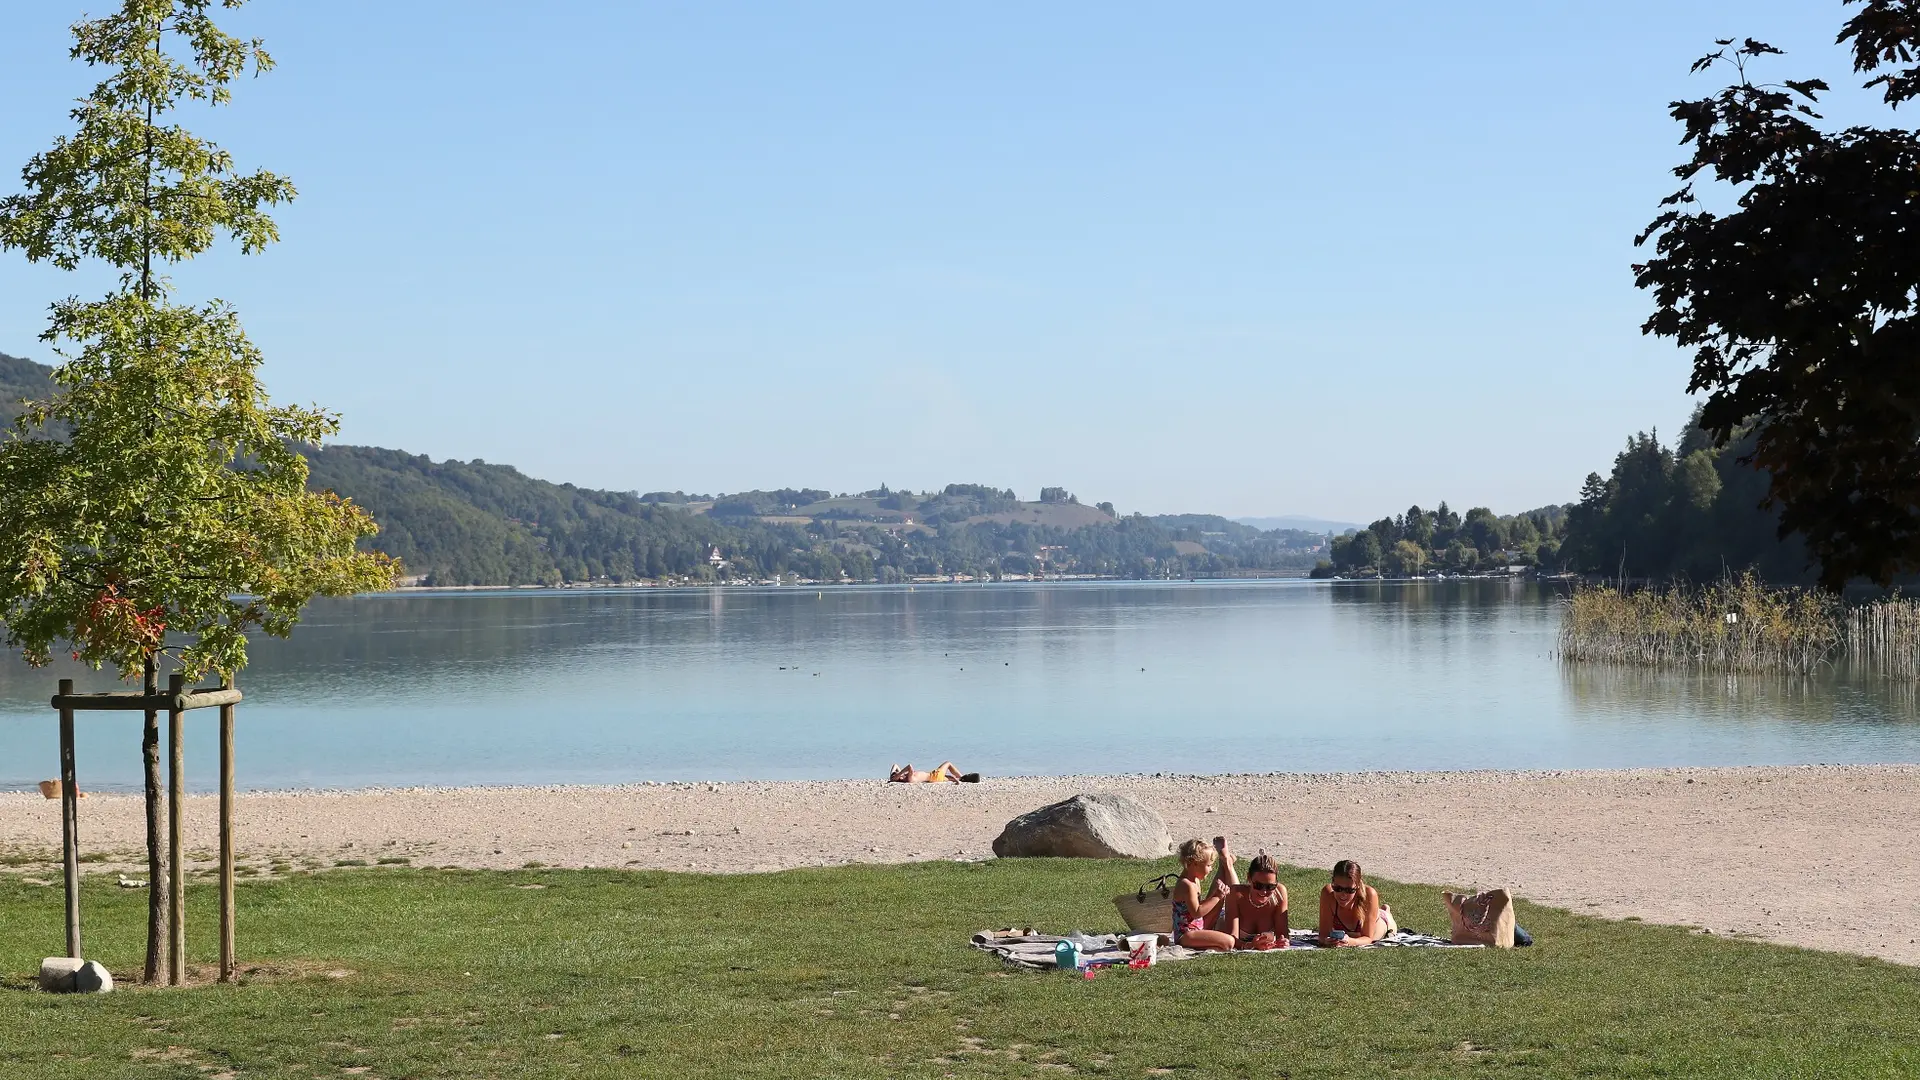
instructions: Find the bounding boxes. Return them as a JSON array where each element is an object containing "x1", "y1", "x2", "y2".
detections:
[{"x1": 1197, "y1": 877, "x2": 1230, "y2": 920}]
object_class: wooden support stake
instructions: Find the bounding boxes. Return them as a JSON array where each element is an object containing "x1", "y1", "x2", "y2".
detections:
[
  {"x1": 142, "y1": 658, "x2": 164, "y2": 984},
  {"x1": 58, "y1": 678, "x2": 80, "y2": 959},
  {"x1": 167, "y1": 673, "x2": 185, "y2": 987},
  {"x1": 218, "y1": 676, "x2": 235, "y2": 983}
]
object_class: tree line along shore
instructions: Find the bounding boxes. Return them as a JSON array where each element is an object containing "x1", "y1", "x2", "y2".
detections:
[{"x1": 0, "y1": 353, "x2": 1825, "y2": 593}]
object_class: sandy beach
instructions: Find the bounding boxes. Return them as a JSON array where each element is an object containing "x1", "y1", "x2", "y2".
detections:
[{"x1": 4, "y1": 764, "x2": 1917, "y2": 966}]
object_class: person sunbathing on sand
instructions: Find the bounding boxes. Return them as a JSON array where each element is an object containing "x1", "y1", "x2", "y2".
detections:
[
  {"x1": 886, "y1": 762, "x2": 979, "y2": 783},
  {"x1": 1318, "y1": 859, "x2": 1396, "y2": 946},
  {"x1": 1222, "y1": 852, "x2": 1289, "y2": 949},
  {"x1": 1169, "y1": 838, "x2": 1236, "y2": 951}
]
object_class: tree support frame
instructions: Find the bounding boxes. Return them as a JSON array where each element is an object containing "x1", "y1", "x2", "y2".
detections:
[{"x1": 51, "y1": 677, "x2": 243, "y2": 985}]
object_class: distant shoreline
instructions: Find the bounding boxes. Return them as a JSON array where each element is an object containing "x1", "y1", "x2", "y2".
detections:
[
  {"x1": 367, "y1": 572, "x2": 1569, "y2": 595},
  {"x1": 5, "y1": 764, "x2": 1917, "y2": 966}
]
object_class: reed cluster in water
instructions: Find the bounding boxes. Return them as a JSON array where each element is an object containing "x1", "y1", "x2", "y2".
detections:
[
  {"x1": 1843, "y1": 598, "x2": 1920, "y2": 679},
  {"x1": 1558, "y1": 575, "x2": 1844, "y2": 675}
]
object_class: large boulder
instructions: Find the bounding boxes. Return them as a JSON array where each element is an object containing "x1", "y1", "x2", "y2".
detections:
[
  {"x1": 991, "y1": 793, "x2": 1171, "y2": 859},
  {"x1": 73, "y1": 960, "x2": 113, "y2": 993},
  {"x1": 36, "y1": 957, "x2": 112, "y2": 993},
  {"x1": 37, "y1": 957, "x2": 82, "y2": 992}
]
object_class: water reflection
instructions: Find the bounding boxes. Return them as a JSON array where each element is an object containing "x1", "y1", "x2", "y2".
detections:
[
  {"x1": 0, "y1": 581, "x2": 1914, "y2": 792},
  {"x1": 1561, "y1": 662, "x2": 1920, "y2": 727}
]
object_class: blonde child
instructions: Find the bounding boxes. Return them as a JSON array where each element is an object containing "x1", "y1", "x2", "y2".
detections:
[{"x1": 1170, "y1": 838, "x2": 1236, "y2": 951}]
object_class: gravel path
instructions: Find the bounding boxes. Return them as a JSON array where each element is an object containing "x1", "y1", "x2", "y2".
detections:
[{"x1": 4, "y1": 765, "x2": 1917, "y2": 965}]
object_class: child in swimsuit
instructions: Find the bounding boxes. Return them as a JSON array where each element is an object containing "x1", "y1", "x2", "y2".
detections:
[{"x1": 1170, "y1": 838, "x2": 1236, "y2": 952}]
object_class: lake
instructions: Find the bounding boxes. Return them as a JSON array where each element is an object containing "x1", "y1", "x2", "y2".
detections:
[{"x1": 2, "y1": 580, "x2": 1918, "y2": 792}]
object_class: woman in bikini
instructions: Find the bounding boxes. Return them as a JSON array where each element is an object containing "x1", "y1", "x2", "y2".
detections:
[
  {"x1": 1169, "y1": 838, "x2": 1236, "y2": 952},
  {"x1": 886, "y1": 762, "x2": 979, "y2": 783},
  {"x1": 1317, "y1": 858, "x2": 1395, "y2": 947},
  {"x1": 1221, "y1": 852, "x2": 1289, "y2": 949}
]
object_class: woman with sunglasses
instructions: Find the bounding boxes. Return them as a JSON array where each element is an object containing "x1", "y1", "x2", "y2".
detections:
[
  {"x1": 1317, "y1": 858, "x2": 1396, "y2": 947},
  {"x1": 1222, "y1": 853, "x2": 1290, "y2": 949}
]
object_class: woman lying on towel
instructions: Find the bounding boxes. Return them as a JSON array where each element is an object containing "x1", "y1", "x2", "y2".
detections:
[
  {"x1": 1169, "y1": 838, "x2": 1238, "y2": 951},
  {"x1": 1318, "y1": 859, "x2": 1396, "y2": 946},
  {"x1": 887, "y1": 762, "x2": 981, "y2": 783},
  {"x1": 1220, "y1": 852, "x2": 1290, "y2": 949}
]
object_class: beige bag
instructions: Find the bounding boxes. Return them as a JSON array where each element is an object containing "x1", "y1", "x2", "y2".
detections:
[
  {"x1": 1445, "y1": 889, "x2": 1516, "y2": 948},
  {"x1": 1113, "y1": 873, "x2": 1179, "y2": 935}
]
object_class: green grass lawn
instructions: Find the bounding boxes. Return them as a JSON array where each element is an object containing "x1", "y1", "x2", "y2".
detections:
[{"x1": 1, "y1": 859, "x2": 1915, "y2": 1078}]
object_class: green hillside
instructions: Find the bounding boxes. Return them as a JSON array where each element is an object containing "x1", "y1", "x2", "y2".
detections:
[
  {"x1": 304, "y1": 455, "x2": 1329, "y2": 586},
  {"x1": 0, "y1": 350, "x2": 56, "y2": 431},
  {"x1": 0, "y1": 353, "x2": 1330, "y2": 586},
  {"x1": 303, "y1": 445, "x2": 735, "y2": 586}
]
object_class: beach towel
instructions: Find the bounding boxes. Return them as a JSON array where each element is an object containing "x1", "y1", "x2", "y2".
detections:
[{"x1": 970, "y1": 928, "x2": 1480, "y2": 970}]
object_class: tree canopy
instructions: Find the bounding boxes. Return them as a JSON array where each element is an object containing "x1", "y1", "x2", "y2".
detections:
[
  {"x1": 0, "y1": 0, "x2": 394, "y2": 678},
  {"x1": 1635, "y1": 3, "x2": 1920, "y2": 589}
]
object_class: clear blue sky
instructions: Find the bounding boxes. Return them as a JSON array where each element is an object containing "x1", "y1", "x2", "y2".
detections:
[{"x1": 0, "y1": 2, "x2": 1880, "y2": 521}]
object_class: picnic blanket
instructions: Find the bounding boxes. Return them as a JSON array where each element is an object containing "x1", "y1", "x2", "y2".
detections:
[{"x1": 971, "y1": 928, "x2": 1480, "y2": 971}]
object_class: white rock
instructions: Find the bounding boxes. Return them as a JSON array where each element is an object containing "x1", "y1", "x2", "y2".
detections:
[
  {"x1": 38, "y1": 957, "x2": 82, "y2": 992},
  {"x1": 991, "y1": 793, "x2": 1173, "y2": 860},
  {"x1": 74, "y1": 960, "x2": 113, "y2": 993}
]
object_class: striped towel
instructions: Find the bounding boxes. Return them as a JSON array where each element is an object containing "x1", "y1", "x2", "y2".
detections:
[{"x1": 970, "y1": 928, "x2": 1481, "y2": 970}]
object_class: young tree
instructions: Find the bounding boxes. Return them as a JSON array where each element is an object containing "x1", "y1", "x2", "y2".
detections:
[
  {"x1": 1385, "y1": 539, "x2": 1428, "y2": 577},
  {"x1": 0, "y1": 0, "x2": 396, "y2": 981},
  {"x1": 1635, "y1": 5, "x2": 1920, "y2": 589}
]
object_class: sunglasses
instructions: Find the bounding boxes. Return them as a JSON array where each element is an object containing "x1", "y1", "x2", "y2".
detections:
[
  {"x1": 1331, "y1": 885, "x2": 1357, "y2": 894},
  {"x1": 1250, "y1": 881, "x2": 1278, "y2": 893}
]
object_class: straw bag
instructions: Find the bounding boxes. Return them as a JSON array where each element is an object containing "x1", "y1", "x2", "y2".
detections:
[{"x1": 1113, "y1": 872, "x2": 1179, "y2": 934}]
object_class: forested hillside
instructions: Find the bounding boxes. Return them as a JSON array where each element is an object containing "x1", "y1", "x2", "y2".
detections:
[
  {"x1": 0, "y1": 351, "x2": 55, "y2": 430},
  {"x1": 303, "y1": 446, "x2": 738, "y2": 585},
  {"x1": 7, "y1": 350, "x2": 1810, "y2": 587},
  {"x1": 304, "y1": 449, "x2": 1330, "y2": 586},
  {"x1": 0, "y1": 351, "x2": 1334, "y2": 586}
]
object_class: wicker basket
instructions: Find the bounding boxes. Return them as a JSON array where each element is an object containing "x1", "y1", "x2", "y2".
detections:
[{"x1": 1113, "y1": 873, "x2": 1179, "y2": 935}]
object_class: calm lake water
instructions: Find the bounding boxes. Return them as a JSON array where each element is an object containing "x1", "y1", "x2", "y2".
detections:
[{"x1": 2, "y1": 580, "x2": 1918, "y2": 792}]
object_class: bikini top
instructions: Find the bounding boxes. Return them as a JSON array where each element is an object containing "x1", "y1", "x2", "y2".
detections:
[{"x1": 1330, "y1": 887, "x2": 1372, "y2": 933}]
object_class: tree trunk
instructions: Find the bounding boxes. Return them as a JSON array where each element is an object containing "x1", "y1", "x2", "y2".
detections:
[{"x1": 142, "y1": 656, "x2": 166, "y2": 983}]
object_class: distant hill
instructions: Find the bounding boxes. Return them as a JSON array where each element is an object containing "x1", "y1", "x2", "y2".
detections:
[
  {"x1": 303, "y1": 445, "x2": 735, "y2": 586},
  {"x1": 1235, "y1": 515, "x2": 1359, "y2": 534},
  {"x1": 299, "y1": 468, "x2": 1338, "y2": 585},
  {"x1": 0, "y1": 350, "x2": 56, "y2": 431},
  {"x1": 0, "y1": 352, "x2": 1338, "y2": 586}
]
